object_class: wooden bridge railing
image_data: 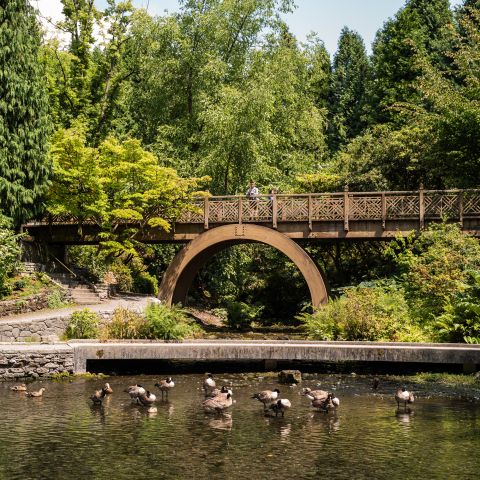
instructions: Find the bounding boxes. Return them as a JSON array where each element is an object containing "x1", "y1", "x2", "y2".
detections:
[
  {"x1": 27, "y1": 188, "x2": 480, "y2": 230},
  {"x1": 178, "y1": 188, "x2": 480, "y2": 230}
]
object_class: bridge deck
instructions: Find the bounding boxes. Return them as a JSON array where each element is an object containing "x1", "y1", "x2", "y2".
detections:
[{"x1": 22, "y1": 189, "x2": 480, "y2": 243}]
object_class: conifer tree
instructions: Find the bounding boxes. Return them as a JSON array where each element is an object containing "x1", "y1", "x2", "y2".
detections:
[
  {"x1": 328, "y1": 27, "x2": 369, "y2": 151},
  {"x1": 368, "y1": 0, "x2": 452, "y2": 125},
  {"x1": 0, "y1": 0, "x2": 51, "y2": 225}
]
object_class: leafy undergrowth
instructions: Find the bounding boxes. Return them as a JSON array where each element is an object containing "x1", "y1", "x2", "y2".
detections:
[
  {"x1": 1, "y1": 273, "x2": 57, "y2": 301},
  {"x1": 51, "y1": 372, "x2": 109, "y2": 381}
]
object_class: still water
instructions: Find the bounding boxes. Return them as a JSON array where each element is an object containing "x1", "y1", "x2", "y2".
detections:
[{"x1": 0, "y1": 373, "x2": 479, "y2": 480}]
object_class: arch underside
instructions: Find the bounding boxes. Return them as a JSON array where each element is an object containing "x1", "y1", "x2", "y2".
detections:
[{"x1": 158, "y1": 224, "x2": 329, "y2": 308}]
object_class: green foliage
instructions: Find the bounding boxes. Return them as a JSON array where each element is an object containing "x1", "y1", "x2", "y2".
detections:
[
  {"x1": 0, "y1": 217, "x2": 23, "y2": 298},
  {"x1": 142, "y1": 303, "x2": 200, "y2": 341},
  {"x1": 109, "y1": 263, "x2": 133, "y2": 292},
  {"x1": 299, "y1": 285, "x2": 427, "y2": 342},
  {"x1": 436, "y1": 271, "x2": 480, "y2": 343},
  {"x1": 225, "y1": 301, "x2": 263, "y2": 330},
  {"x1": 47, "y1": 289, "x2": 71, "y2": 309},
  {"x1": 329, "y1": 27, "x2": 370, "y2": 151},
  {"x1": 389, "y1": 222, "x2": 480, "y2": 321},
  {"x1": 132, "y1": 271, "x2": 158, "y2": 296},
  {"x1": 102, "y1": 307, "x2": 144, "y2": 339},
  {"x1": 64, "y1": 309, "x2": 100, "y2": 339},
  {"x1": 0, "y1": 0, "x2": 51, "y2": 225}
]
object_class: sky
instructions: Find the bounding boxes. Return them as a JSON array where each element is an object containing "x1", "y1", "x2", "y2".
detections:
[{"x1": 34, "y1": 0, "x2": 464, "y2": 56}]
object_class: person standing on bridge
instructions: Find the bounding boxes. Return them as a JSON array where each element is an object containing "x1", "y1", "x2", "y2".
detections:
[{"x1": 246, "y1": 180, "x2": 259, "y2": 218}]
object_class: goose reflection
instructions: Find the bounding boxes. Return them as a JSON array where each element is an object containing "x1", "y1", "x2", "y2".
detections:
[
  {"x1": 395, "y1": 410, "x2": 414, "y2": 426},
  {"x1": 207, "y1": 413, "x2": 233, "y2": 431}
]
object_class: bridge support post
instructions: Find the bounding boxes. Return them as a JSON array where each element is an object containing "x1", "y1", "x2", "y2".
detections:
[
  {"x1": 419, "y1": 183, "x2": 425, "y2": 230},
  {"x1": 343, "y1": 185, "x2": 349, "y2": 231}
]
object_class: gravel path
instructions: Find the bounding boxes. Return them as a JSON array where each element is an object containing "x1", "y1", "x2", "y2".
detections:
[{"x1": 0, "y1": 295, "x2": 158, "y2": 323}]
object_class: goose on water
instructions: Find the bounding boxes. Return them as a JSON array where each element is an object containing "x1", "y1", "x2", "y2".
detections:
[
  {"x1": 302, "y1": 387, "x2": 328, "y2": 401},
  {"x1": 125, "y1": 384, "x2": 146, "y2": 401},
  {"x1": 26, "y1": 388, "x2": 45, "y2": 397},
  {"x1": 269, "y1": 399, "x2": 291, "y2": 417},
  {"x1": 203, "y1": 373, "x2": 216, "y2": 396},
  {"x1": 202, "y1": 393, "x2": 233, "y2": 414},
  {"x1": 155, "y1": 377, "x2": 175, "y2": 400},
  {"x1": 10, "y1": 384, "x2": 27, "y2": 392},
  {"x1": 90, "y1": 388, "x2": 107, "y2": 405},
  {"x1": 252, "y1": 389, "x2": 280, "y2": 410},
  {"x1": 103, "y1": 383, "x2": 113, "y2": 394},
  {"x1": 138, "y1": 391, "x2": 157, "y2": 406},
  {"x1": 208, "y1": 385, "x2": 233, "y2": 398},
  {"x1": 395, "y1": 387, "x2": 414, "y2": 410}
]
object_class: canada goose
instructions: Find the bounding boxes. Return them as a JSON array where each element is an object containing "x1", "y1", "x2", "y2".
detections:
[
  {"x1": 103, "y1": 383, "x2": 113, "y2": 394},
  {"x1": 10, "y1": 384, "x2": 27, "y2": 392},
  {"x1": 270, "y1": 399, "x2": 291, "y2": 417},
  {"x1": 138, "y1": 391, "x2": 157, "y2": 406},
  {"x1": 125, "y1": 384, "x2": 146, "y2": 401},
  {"x1": 252, "y1": 388, "x2": 280, "y2": 410},
  {"x1": 26, "y1": 388, "x2": 45, "y2": 397},
  {"x1": 372, "y1": 377, "x2": 380, "y2": 390},
  {"x1": 90, "y1": 388, "x2": 107, "y2": 405},
  {"x1": 155, "y1": 377, "x2": 175, "y2": 400},
  {"x1": 309, "y1": 392, "x2": 339, "y2": 412},
  {"x1": 302, "y1": 387, "x2": 328, "y2": 401},
  {"x1": 203, "y1": 373, "x2": 216, "y2": 396},
  {"x1": 395, "y1": 387, "x2": 414, "y2": 410},
  {"x1": 202, "y1": 393, "x2": 233, "y2": 413},
  {"x1": 208, "y1": 385, "x2": 233, "y2": 398}
]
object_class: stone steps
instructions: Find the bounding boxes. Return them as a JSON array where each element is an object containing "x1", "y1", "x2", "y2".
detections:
[{"x1": 46, "y1": 272, "x2": 102, "y2": 305}]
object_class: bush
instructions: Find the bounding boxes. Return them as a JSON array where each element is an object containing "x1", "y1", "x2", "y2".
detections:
[
  {"x1": 102, "y1": 307, "x2": 144, "y2": 339},
  {"x1": 436, "y1": 271, "x2": 480, "y2": 343},
  {"x1": 389, "y1": 223, "x2": 480, "y2": 321},
  {"x1": 47, "y1": 289, "x2": 70, "y2": 309},
  {"x1": 64, "y1": 309, "x2": 100, "y2": 339},
  {"x1": 132, "y1": 271, "x2": 158, "y2": 295},
  {"x1": 67, "y1": 246, "x2": 108, "y2": 282},
  {"x1": 298, "y1": 286, "x2": 427, "y2": 342},
  {"x1": 109, "y1": 263, "x2": 133, "y2": 292},
  {"x1": 225, "y1": 301, "x2": 263, "y2": 330},
  {"x1": 142, "y1": 303, "x2": 200, "y2": 340}
]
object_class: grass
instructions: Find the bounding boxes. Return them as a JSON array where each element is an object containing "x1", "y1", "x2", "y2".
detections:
[{"x1": 51, "y1": 372, "x2": 109, "y2": 381}]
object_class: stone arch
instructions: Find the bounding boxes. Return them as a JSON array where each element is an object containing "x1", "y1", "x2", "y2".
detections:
[{"x1": 158, "y1": 224, "x2": 328, "y2": 308}]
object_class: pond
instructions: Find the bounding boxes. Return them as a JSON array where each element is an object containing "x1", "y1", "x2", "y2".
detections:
[{"x1": 0, "y1": 373, "x2": 479, "y2": 480}]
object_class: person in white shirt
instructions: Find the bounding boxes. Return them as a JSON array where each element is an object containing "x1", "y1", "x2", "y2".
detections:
[{"x1": 246, "y1": 180, "x2": 259, "y2": 218}]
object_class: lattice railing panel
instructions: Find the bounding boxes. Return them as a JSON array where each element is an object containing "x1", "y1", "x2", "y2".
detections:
[
  {"x1": 386, "y1": 195, "x2": 419, "y2": 218},
  {"x1": 463, "y1": 193, "x2": 480, "y2": 216},
  {"x1": 424, "y1": 193, "x2": 459, "y2": 218},
  {"x1": 242, "y1": 198, "x2": 272, "y2": 222},
  {"x1": 209, "y1": 199, "x2": 239, "y2": 223},
  {"x1": 277, "y1": 197, "x2": 309, "y2": 221},
  {"x1": 350, "y1": 196, "x2": 382, "y2": 220},
  {"x1": 312, "y1": 196, "x2": 344, "y2": 220},
  {"x1": 177, "y1": 201, "x2": 204, "y2": 223}
]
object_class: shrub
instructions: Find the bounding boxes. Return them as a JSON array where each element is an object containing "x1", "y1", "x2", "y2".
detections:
[
  {"x1": 388, "y1": 223, "x2": 480, "y2": 321},
  {"x1": 102, "y1": 307, "x2": 144, "y2": 339},
  {"x1": 132, "y1": 271, "x2": 158, "y2": 295},
  {"x1": 64, "y1": 309, "x2": 100, "y2": 339},
  {"x1": 225, "y1": 301, "x2": 263, "y2": 330},
  {"x1": 436, "y1": 271, "x2": 480, "y2": 343},
  {"x1": 298, "y1": 286, "x2": 427, "y2": 342},
  {"x1": 142, "y1": 303, "x2": 200, "y2": 340},
  {"x1": 47, "y1": 289, "x2": 70, "y2": 309},
  {"x1": 13, "y1": 279, "x2": 27, "y2": 291},
  {"x1": 67, "y1": 246, "x2": 108, "y2": 282},
  {"x1": 109, "y1": 263, "x2": 133, "y2": 292}
]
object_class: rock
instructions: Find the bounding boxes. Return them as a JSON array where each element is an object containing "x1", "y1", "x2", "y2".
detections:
[{"x1": 278, "y1": 370, "x2": 302, "y2": 384}]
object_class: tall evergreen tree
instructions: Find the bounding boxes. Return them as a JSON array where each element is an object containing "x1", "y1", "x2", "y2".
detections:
[
  {"x1": 0, "y1": 0, "x2": 51, "y2": 225},
  {"x1": 368, "y1": 0, "x2": 453, "y2": 125},
  {"x1": 328, "y1": 27, "x2": 369, "y2": 151}
]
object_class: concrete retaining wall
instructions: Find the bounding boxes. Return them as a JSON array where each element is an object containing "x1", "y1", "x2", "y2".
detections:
[{"x1": 0, "y1": 344, "x2": 73, "y2": 380}]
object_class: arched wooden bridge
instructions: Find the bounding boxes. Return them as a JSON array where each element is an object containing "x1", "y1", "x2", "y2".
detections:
[{"x1": 23, "y1": 188, "x2": 480, "y2": 307}]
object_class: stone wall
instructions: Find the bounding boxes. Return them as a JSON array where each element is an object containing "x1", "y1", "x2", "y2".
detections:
[
  {"x1": 0, "y1": 310, "x2": 114, "y2": 342},
  {"x1": 0, "y1": 289, "x2": 72, "y2": 318},
  {"x1": 0, "y1": 344, "x2": 74, "y2": 380}
]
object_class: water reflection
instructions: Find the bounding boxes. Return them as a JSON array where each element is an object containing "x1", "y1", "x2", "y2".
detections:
[{"x1": 0, "y1": 374, "x2": 479, "y2": 480}]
